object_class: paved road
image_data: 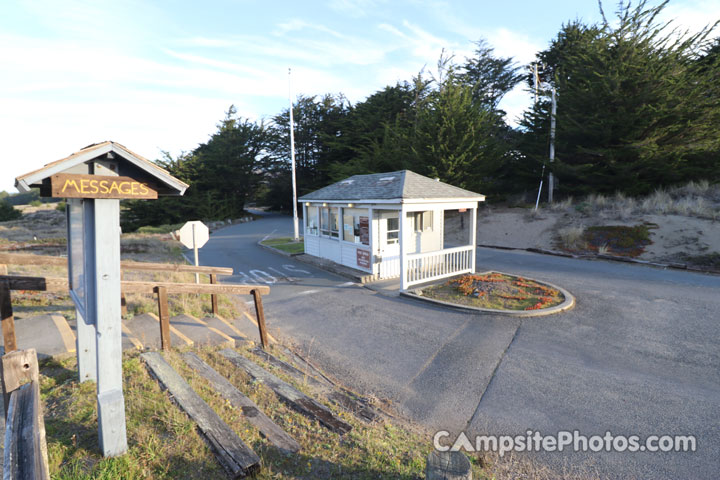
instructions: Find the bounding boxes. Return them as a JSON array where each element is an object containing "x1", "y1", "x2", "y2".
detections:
[{"x1": 201, "y1": 214, "x2": 720, "y2": 480}]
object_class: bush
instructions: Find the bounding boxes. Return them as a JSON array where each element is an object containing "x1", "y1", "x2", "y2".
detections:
[
  {"x1": 29, "y1": 199, "x2": 42, "y2": 207},
  {"x1": 55, "y1": 201, "x2": 66, "y2": 212},
  {"x1": 0, "y1": 200, "x2": 22, "y2": 221}
]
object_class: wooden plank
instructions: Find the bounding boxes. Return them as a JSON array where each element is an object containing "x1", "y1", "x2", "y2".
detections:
[
  {"x1": 1, "y1": 279, "x2": 18, "y2": 354},
  {"x1": 250, "y1": 347, "x2": 379, "y2": 423},
  {"x1": 210, "y1": 274, "x2": 219, "y2": 316},
  {"x1": 0, "y1": 275, "x2": 267, "y2": 296},
  {"x1": 181, "y1": 352, "x2": 301, "y2": 453},
  {"x1": 51, "y1": 173, "x2": 158, "y2": 199},
  {"x1": 220, "y1": 349, "x2": 351, "y2": 435},
  {"x1": 141, "y1": 352, "x2": 260, "y2": 478},
  {"x1": 121, "y1": 281, "x2": 269, "y2": 295},
  {"x1": 2, "y1": 350, "x2": 49, "y2": 479},
  {"x1": 251, "y1": 290, "x2": 269, "y2": 349},
  {"x1": 0, "y1": 253, "x2": 233, "y2": 275},
  {"x1": 121, "y1": 260, "x2": 232, "y2": 276},
  {"x1": 154, "y1": 286, "x2": 171, "y2": 351},
  {"x1": 4, "y1": 382, "x2": 50, "y2": 480}
]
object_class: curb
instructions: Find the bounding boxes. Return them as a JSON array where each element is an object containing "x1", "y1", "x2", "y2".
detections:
[
  {"x1": 478, "y1": 244, "x2": 720, "y2": 276},
  {"x1": 257, "y1": 241, "x2": 303, "y2": 258},
  {"x1": 400, "y1": 270, "x2": 576, "y2": 317}
]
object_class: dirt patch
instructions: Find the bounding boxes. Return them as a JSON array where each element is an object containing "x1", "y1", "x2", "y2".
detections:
[{"x1": 422, "y1": 272, "x2": 564, "y2": 311}]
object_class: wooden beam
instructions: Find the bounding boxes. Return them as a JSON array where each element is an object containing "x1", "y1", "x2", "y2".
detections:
[
  {"x1": 250, "y1": 347, "x2": 379, "y2": 423},
  {"x1": 142, "y1": 352, "x2": 260, "y2": 478},
  {"x1": 251, "y1": 290, "x2": 269, "y2": 349},
  {"x1": 0, "y1": 279, "x2": 18, "y2": 354},
  {"x1": 4, "y1": 381, "x2": 50, "y2": 480},
  {"x1": 181, "y1": 352, "x2": 300, "y2": 453},
  {"x1": 121, "y1": 281, "x2": 269, "y2": 296},
  {"x1": 0, "y1": 253, "x2": 233, "y2": 276},
  {"x1": 154, "y1": 286, "x2": 171, "y2": 351},
  {"x1": 220, "y1": 349, "x2": 351, "y2": 435}
]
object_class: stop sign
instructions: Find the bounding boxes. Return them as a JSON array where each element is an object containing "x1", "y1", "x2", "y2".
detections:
[{"x1": 177, "y1": 221, "x2": 209, "y2": 249}]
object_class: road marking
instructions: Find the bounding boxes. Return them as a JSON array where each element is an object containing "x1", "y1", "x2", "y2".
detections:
[
  {"x1": 338, "y1": 281, "x2": 355, "y2": 287},
  {"x1": 189, "y1": 315, "x2": 236, "y2": 347},
  {"x1": 268, "y1": 266, "x2": 294, "y2": 281},
  {"x1": 215, "y1": 315, "x2": 249, "y2": 339},
  {"x1": 298, "y1": 289, "x2": 320, "y2": 295},
  {"x1": 250, "y1": 269, "x2": 277, "y2": 284},
  {"x1": 147, "y1": 312, "x2": 194, "y2": 346},
  {"x1": 121, "y1": 323, "x2": 143, "y2": 350},
  {"x1": 261, "y1": 229, "x2": 277, "y2": 242},
  {"x1": 242, "y1": 311, "x2": 278, "y2": 343},
  {"x1": 283, "y1": 264, "x2": 310, "y2": 275},
  {"x1": 51, "y1": 314, "x2": 76, "y2": 353}
]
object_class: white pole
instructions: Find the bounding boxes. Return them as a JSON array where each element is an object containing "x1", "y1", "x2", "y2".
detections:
[
  {"x1": 289, "y1": 68, "x2": 299, "y2": 241},
  {"x1": 548, "y1": 87, "x2": 557, "y2": 203},
  {"x1": 192, "y1": 223, "x2": 199, "y2": 284}
]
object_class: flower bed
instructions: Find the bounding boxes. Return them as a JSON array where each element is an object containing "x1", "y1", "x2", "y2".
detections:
[{"x1": 421, "y1": 272, "x2": 564, "y2": 311}]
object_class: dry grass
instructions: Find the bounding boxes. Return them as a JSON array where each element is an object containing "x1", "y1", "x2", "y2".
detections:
[
  {"x1": 551, "y1": 180, "x2": 720, "y2": 220},
  {"x1": 558, "y1": 225, "x2": 586, "y2": 250}
]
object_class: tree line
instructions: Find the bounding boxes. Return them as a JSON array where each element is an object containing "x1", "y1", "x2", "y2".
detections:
[{"x1": 121, "y1": 1, "x2": 720, "y2": 231}]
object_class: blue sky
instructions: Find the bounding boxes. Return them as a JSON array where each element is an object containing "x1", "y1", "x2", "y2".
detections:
[{"x1": 1, "y1": 0, "x2": 716, "y2": 193}]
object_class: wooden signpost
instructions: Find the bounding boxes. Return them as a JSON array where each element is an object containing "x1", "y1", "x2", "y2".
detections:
[{"x1": 15, "y1": 141, "x2": 188, "y2": 458}]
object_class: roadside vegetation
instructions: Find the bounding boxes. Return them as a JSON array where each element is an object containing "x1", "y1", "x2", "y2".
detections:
[{"x1": 260, "y1": 237, "x2": 304, "y2": 255}]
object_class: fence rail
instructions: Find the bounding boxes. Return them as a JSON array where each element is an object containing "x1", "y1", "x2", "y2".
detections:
[{"x1": 404, "y1": 245, "x2": 474, "y2": 288}]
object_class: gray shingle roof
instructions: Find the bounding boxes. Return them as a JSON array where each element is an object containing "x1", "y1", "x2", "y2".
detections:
[{"x1": 298, "y1": 170, "x2": 484, "y2": 202}]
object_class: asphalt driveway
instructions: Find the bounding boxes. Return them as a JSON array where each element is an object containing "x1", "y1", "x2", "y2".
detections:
[{"x1": 200, "y1": 214, "x2": 720, "y2": 479}]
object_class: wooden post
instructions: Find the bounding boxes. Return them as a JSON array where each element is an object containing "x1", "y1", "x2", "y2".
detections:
[
  {"x1": 251, "y1": 289, "x2": 269, "y2": 349},
  {"x1": 0, "y1": 264, "x2": 7, "y2": 275},
  {"x1": 154, "y1": 286, "x2": 171, "y2": 351},
  {"x1": 120, "y1": 293, "x2": 127, "y2": 316},
  {"x1": 426, "y1": 450, "x2": 472, "y2": 480},
  {"x1": 210, "y1": 274, "x2": 219, "y2": 316},
  {"x1": 1, "y1": 348, "x2": 39, "y2": 418},
  {"x1": 0, "y1": 278, "x2": 18, "y2": 354},
  {"x1": 1, "y1": 348, "x2": 50, "y2": 480},
  {"x1": 90, "y1": 199, "x2": 127, "y2": 457}
]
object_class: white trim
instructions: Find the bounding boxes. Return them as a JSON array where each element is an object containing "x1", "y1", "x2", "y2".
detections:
[{"x1": 16, "y1": 143, "x2": 188, "y2": 195}]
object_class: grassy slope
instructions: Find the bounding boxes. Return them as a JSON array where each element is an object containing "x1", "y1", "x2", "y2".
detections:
[{"x1": 41, "y1": 345, "x2": 487, "y2": 479}]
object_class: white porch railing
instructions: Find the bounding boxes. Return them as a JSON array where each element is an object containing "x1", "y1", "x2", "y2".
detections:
[{"x1": 403, "y1": 245, "x2": 474, "y2": 288}]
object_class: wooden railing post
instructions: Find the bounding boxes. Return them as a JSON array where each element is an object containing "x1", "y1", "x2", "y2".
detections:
[
  {"x1": 0, "y1": 278, "x2": 18, "y2": 354},
  {"x1": 210, "y1": 274, "x2": 219, "y2": 316},
  {"x1": 2, "y1": 348, "x2": 50, "y2": 479},
  {"x1": 251, "y1": 289, "x2": 269, "y2": 349},
  {"x1": 154, "y1": 286, "x2": 171, "y2": 351},
  {"x1": 0, "y1": 264, "x2": 7, "y2": 275}
]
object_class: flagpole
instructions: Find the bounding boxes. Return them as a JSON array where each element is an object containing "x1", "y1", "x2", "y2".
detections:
[{"x1": 288, "y1": 68, "x2": 299, "y2": 241}]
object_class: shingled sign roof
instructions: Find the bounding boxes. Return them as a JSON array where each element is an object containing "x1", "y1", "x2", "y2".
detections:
[
  {"x1": 15, "y1": 141, "x2": 188, "y2": 196},
  {"x1": 299, "y1": 170, "x2": 485, "y2": 202}
]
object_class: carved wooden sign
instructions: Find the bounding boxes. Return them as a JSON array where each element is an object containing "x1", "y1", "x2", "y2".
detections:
[{"x1": 51, "y1": 173, "x2": 157, "y2": 199}]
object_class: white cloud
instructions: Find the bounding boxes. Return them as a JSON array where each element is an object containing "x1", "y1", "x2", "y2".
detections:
[{"x1": 326, "y1": 0, "x2": 381, "y2": 18}]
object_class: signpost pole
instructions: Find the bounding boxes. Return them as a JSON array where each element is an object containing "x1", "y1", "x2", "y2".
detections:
[
  {"x1": 192, "y1": 224, "x2": 199, "y2": 284},
  {"x1": 90, "y1": 198, "x2": 127, "y2": 457}
]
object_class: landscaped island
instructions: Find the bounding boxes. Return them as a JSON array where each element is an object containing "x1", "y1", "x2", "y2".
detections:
[{"x1": 422, "y1": 272, "x2": 565, "y2": 311}]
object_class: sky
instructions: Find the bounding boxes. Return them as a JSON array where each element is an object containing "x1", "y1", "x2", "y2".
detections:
[{"x1": 1, "y1": 0, "x2": 718, "y2": 193}]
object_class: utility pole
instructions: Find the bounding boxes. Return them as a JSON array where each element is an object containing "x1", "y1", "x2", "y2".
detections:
[
  {"x1": 548, "y1": 87, "x2": 556, "y2": 203},
  {"x1": 288, "y1": 68, "x2": 299, "y2": 241},
  {"x1": 533, "y1": 63, "x2": 543, "y2": 211}
]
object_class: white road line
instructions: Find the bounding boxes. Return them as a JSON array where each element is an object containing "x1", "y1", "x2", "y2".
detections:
[
  {"x1": 298, "y1": 289, "x2": 321, "y2": 296},
  {"x1": 338, "y1": 281, "x2": 356, "y2": 287},
  {"x1": 261, "y1": 229, "x2": 277, "y2": 242}
]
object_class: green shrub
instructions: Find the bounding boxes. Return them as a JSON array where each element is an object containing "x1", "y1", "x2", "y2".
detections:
[
  {"x1": 29, "y1": 199, "x2": 43, "y2": 207},
  {"x1": 55, "y1": 201, "x2": 66, "y2": 212},
  {"x1": 0, "y1": 200, "x2": 22, "y2": 221}
]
